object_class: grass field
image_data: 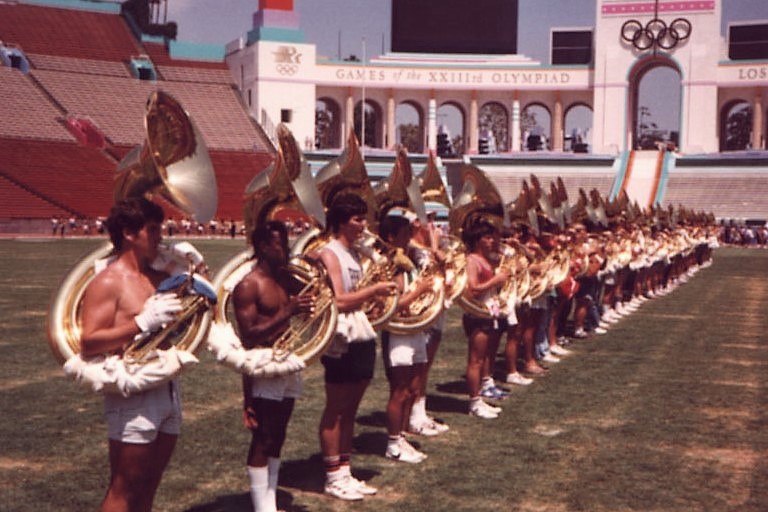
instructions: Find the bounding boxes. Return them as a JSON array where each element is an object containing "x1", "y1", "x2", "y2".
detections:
[{"x1": 1, "y1": 239, "x2": 767, "y2": 512}]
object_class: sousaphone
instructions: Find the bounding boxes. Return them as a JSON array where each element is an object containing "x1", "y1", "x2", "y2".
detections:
[
  {"x1": 47, "y1": 90, "x2": 218, "y2": 365},
  {"x1": 379, "y1": 148, "x2": 446, "y2": 334},
  {"x1": 210, "y1": 124, "x2": 338, "y2": 367}
]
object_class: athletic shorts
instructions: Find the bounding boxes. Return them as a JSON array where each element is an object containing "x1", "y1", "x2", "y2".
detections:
[
  {"x1": 321, "y1": 339, "x2": 376, "y2": 384},
  {"x1": 104, "y1": 381, "x2": 182, "y2": 444},
  {"x1": 462, "y1": 314, "x2": 507, "y2": 337},
  {"x1": 381, "y1": 331, "x2": 428, "y2": 368},
  {"x1": 250, "y1": 372, "x2": 303, "y2": 401}
]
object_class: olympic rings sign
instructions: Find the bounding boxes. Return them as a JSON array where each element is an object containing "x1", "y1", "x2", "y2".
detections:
[{"x1": 621, "y1": 17, "x2": 691, "y2": 51}]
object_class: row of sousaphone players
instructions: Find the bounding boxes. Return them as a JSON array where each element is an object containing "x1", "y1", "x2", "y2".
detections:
[{"x1": 48, "y1": 92, "x2": 718, "y2": 509}]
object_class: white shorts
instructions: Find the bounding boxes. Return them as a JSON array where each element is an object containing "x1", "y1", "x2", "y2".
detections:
[
  {"x1": 104, "y1": 380, "x2": 182, "y2": 444},
  {"x1": 250, "y1": 372, "x2": 303, "y2": 401},
  {"x1": 388, "y1": 332, "x2": 428, "y2": 367}
]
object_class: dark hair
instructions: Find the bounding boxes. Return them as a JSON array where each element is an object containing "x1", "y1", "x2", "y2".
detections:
[
  {"x1": 379, "y1": 215, "x2": 410, "y2": 243},
  {"x1": 106, "y1": 197, "x2": 164, "y2": 250},
  {"x1": 250, "y1": 220, "x2": 288, "y2": 256},
  {"x1": 327, "y1": 193, "x2": 367, "y2": 233},
  {"x1": 462, "y1": 218, "x2": 497, "y2": 250}
]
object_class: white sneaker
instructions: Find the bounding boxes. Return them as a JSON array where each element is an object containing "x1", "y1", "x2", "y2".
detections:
[
  {"x1": 542, "y1": 353, "x2": 560, "y2": 363},
  {"x1": 424, "y1": 417, "x2": 450, "y2": 433},
  {"x1": 347, "y1": 475, "x2": 377, "y2": 495},
  {"x1": 598, "y1": 320, "x2": 611, "y2": 329},
  {"x1": 408, "y1": 421, "x2": 441, "y2": 437},
  {"x1": 325, "y1": 477, "x2": 364, "y2": 501},
  {"x1": 482, "y1": 400, "x2": 502, "y2": 413},
  {"x1": 594, "y1": 327, "x2": 607, "y2": 335},
  {"x1": 385, "y1": 438, "x2": 426, "y2": 463},
  {"x1": 572, "y1": 327, "x2": 588, "y2": 339},
  {"x1": 506, "y1": 372, "x2": 533, "y2": 386},
  {"x1": 549, "y1": 345, "x2": 570, "y2": 356},
  {"x1": 469, "y1": 400, "x2": 498, "y2": 419}
]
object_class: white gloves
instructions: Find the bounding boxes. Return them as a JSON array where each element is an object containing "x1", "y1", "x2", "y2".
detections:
[
  {"x1": 151, "y1": 242, "x2": 205, "y2": 276},
  {"x1": 134, "y1": 292, "x2": 183, "y2": 333},
  {"x1": 165, "y1": 241, "x2": 204, "y2": 266}
]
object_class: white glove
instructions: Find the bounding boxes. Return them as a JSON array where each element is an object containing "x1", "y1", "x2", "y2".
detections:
[
  {"x1": 151, "y1": 242, "x2": 205, "y2": 276},
  {"x1": 134, "y1": 293, "x2": 183, "y2": 333},
  {"x1": 166, "y1": 241, "x2": 204, "y2": 266}
]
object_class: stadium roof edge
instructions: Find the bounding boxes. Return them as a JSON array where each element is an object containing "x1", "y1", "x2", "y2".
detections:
[{"x1": 18, "y1": 0, "x2": 121, "y2": 14}]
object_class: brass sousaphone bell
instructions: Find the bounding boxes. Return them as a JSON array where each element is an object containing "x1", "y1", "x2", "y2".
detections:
[
  {"x1": 47, "y1": 90, "x2": 218, "y2": 365},
  {"x1": 211, "y1": 124, "x2": 338, "y2": 366},
  {"x1": 292, "y1": 130, "x2": 401, "y2": 329},
  {"x1": 378, "y1": 148, "x2": 446, "y2": 334}
]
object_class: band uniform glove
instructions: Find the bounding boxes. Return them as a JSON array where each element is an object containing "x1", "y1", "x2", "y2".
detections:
[
  {"x1": 166, "y1": 241, "x2": 204, "y2": 267},
  {"x1": 151, "y1": 242, "x2": 205, "y2": 276},
  {"x1": 134, "y1": 292, "x2": 183, "y2": 333}
]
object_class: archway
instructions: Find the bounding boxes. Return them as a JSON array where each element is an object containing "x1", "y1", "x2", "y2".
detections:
[
  {"x1": 437, "y1": 102, "x2": 465, "y2": 156},
  {"x1": 315, "y1": 97, "x2": 341, "y2": 149},
  {"x1": 354, "y1": 99, "x2": 383, "y2": 148},
  {"x1": 564, "y1": 103, "x2": 593, "y2": 153},
  {"x1": 630, "y1": 59, "x2": 682, "y2": 150},
  {"x1": 522, "y1": 103, "x2": 551, "y2": 151},
  {"x1": 479, "y1": 101, "x2": 509, "y2": 153},
  {"x1": 396, "y1": 101, "x2": 424, "y2": 153},
  {"x1": 719, "y1": 100, "x2": 753, "y2": 151}
]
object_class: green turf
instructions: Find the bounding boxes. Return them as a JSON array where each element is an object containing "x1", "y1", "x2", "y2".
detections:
[{"x1": 1, "y1": 240, "x2": 766, "y2": 511}]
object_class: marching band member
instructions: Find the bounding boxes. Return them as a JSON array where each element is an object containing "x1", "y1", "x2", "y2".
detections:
[
  {"x1": 79, "y1": 197, "x2": 186, "y2": 512},
  {"x1": 317, "y1": 193, "x2": 396, "y2": 500},
  {"x1": 407, "y1": 212, "x2": 451, "y2": 435},
  {"x1": 462, "y1": 219, "x2": 511, "y2": 419},
  {"x1": 379, "y1": 214, "x2": 435, "y2": 462},
  {"x1": 232, "y1": 220, "x2": 315, "y2": 512}
]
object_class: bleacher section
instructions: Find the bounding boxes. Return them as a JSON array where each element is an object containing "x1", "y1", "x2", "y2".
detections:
[
  {"x1": 0, "y1": 66, "x2": 74, "y2": 141},
  {"x1": 0, "y1": 3, "x2": 142, "y2": 62},
  {"x1": 0, "y1": 1, "x2": 275, "y2": 229},
  {"x1": 0, "y1": 138, "x2": 116, "y2": 218},
  {"x1": 0, "y1": 175, "x2": 71, "y2": 219},
  {"x1": 663, "y1": 169, "x2": 768, "y2": 220}
]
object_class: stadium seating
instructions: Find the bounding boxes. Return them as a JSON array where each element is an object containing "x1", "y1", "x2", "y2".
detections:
[{"x1": 0, "y1": 2, "x2": 274, "y2": 230}]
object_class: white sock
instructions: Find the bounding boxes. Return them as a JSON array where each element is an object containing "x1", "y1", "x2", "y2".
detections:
[
  {"x1": 411, "y1": 396, "x2": 428, "y2": 424},
  {"x1": 247, "y1": 465, "x2": 275, "y2": 512},
  {"x1": 267, "y1": 458, "x2": 280, "y2": 511}
]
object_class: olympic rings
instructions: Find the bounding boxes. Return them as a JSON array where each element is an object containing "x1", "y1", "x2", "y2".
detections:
[
  {"x1": 620, "y1": 17, "x2": 691, "y2": 51},
  {"x1": 276, "y1": 63, "x2": 298, "y2": 76}
]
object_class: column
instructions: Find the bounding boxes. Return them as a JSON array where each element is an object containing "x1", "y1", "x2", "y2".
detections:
[
  {"x1": 427, "y1": 95, "x2": 437, "y2": 153},
  {"x1": 752, "y1": 90, "x2": 764, "y2": 150},
  {"x1": 469, "y1": 93, "x2": 478, "y2": 154},
  {"x1": 552, "y1": 92, "x2": 564, "y2": 152},
  {"x1": 345, "y1": 89, "x2": 354, "y2": 141},
  {"x1": 511, "y1": 96, "x2": 521, "y2": 152},
  {"x1": 387, "y1": 92, "x2": 396, "y2": 149}
]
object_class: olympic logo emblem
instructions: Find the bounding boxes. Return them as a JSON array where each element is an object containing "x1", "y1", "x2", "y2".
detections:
[
  {"x1": 276, "y1": 63, "x2": 298, "y2": 75},
  {"x1": 621, "y1": 17, "x2": 691, "y2": 51}
]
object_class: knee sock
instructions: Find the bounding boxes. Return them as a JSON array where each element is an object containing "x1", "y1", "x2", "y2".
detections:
[
  {"x1": 267, "y1": 458, "x2": 280, "y2": 511},
  {"x1": 411, "y1": 396, "x2": 428, "y2": 424},
  {"x1": 247, "y1": 465, "x2": 275, "y2": 512}
]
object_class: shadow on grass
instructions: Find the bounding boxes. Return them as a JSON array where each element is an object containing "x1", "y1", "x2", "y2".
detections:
[{"x1": 185, "y1": 489, "x2": 311, "y2": 512}]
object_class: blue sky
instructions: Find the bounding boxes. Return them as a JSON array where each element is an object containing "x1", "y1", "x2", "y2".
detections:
[
  {"x1": 168, "y1": 0, "x2": 768, "y2": 62},
  {"x1": 166, "y1": 0, "x2": 768, "y2": 140}
]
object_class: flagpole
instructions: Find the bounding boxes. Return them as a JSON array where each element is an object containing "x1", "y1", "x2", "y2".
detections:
[{"x1": 361, "y1": 37, "x2": 366, "y2": 161}]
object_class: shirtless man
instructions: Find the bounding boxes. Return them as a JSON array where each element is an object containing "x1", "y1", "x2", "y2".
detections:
[
  {"x1": 232, "y1": 220, "x2": 315, "y2": 512},
  {"x1": 80, "y1": 197, "x2": 184, "y2": 512}
]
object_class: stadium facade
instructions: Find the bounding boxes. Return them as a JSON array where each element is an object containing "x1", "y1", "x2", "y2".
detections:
[{"x1": 1, "y1": 0, "x2": 767, "y2": 229}]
